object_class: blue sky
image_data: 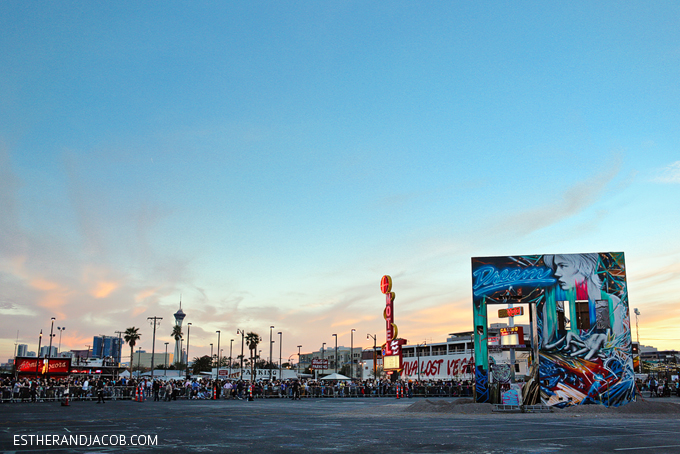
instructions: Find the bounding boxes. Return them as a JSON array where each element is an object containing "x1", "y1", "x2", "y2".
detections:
[{"x1": 1, "y1": 1, "x2": 679, "y2": 363}]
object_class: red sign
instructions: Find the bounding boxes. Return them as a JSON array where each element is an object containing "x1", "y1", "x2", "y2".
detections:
[
  {"x1": 218, "y1": 369, "x2": 229, "y2": 376},
  {"x1": 380, "y1": 275, "x2": 392, "y2": 294},
  {"x1": 16, "y1": 357, "x2": 71, "y2": 375},
  {"x1": 384, "y1": 291, "x2": 396, "y2": 355},
  {"x1": 498, "y1": 306, "x2": 524, "y2": 318}
]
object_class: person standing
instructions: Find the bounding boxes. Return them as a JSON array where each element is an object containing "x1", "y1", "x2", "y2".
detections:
[
  {"x1": 152, "y1": 379, "x2": 160, "y2": 401},
  {"x1": 96, "y1": 379, "x2": 105, "y2": 404}
]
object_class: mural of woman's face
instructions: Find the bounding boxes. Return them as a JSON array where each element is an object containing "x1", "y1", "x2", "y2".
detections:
[{"x1": 553, "y1": 257, "x2": 585, "y2": 290}]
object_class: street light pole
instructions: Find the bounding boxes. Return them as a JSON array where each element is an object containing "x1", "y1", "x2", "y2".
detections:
[
  {"x1": 297, "y1": 345, "x2": 302, "y2": 376},
  {"x1": 229, "y1": 339, "x2": 234, "y2": 374},
  {"x1": 57, "y1": 327, "x2": 65, "y2": 355},
  {"x1": 634, "y1": 308, "x2": 641, "y2": 374},
  {"x1": 164, "y1": 342, "x2": 169, "y2": 376},
  {"x1": 269, "y1": 326, "x2": 275, "y2": 382},
  {"x1": 185, "y1": 323, "x2": 192, "y2": 379},
  {"x1": 278, "y1": 331, "x2": 282, "y2": 381},
  {"x1": 351, "y1": 329, "x2": 355, "y2": 379},
  {"x1": 237, "y1": 329, "x2": 245, "y2": 379},
  {"x1": 216, "y1": 331, "x2": 221, "y2": 379},
  {"x1": 137, "y1": 347, "x2": 142, "y2": 377},
  {"x1": 367, "y1": 334, "x2": 377, "y2": 380},
  {"x1": 36, "y1": 330, "x2": 42, "y2": 376},
  {"x1": 332, "y1": 334, "x2": 338, "y2": 374},
  {"x1": 147, "y1": 316, "x2": 162, "y2": 381},
  {"x1": 47, "y1": 317, "x2": 55, "y2": 379},
  {"x1": 416, "y1": 342, "x2": 427, "y2": 382}
]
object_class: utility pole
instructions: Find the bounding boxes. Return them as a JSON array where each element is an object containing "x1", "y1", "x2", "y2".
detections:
[{"x1": 147, "y1": 316, "x2": 163, "y2": 381}]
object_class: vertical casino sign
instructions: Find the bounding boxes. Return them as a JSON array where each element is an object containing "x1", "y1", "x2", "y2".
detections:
[{"x1": 381, "y1": 275, "x2": 407, "y2": 372}]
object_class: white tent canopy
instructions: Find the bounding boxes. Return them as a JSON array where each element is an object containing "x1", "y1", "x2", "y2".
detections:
[{"x1": 320, "y1": 373, "x2": 351, "y2": 381}]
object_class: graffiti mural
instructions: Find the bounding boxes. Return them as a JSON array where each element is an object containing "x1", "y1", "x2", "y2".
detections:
[{"x1": 472, "y1": 252, "x2": 635, "y2": 408}]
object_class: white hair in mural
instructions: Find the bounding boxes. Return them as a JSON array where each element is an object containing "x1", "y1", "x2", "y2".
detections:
[{"x1": 544, "y1": 253, "x2": 602, "y2": 295}]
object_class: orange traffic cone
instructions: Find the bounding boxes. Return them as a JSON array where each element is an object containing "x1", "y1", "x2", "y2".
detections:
[{"x1": 61, "y1": 387, "x2": 70, "y2": 406}]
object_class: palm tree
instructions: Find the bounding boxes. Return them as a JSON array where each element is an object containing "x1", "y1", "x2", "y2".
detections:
[
  {"x1": 191, "y1": 355, "x2": 213, "y2": 374},
  {"x1": 123, "y1": 327, "x2": 141, "y2": 376},
  {"x1": 245, "y1": 332, "x2": 261, "y2": 381},
  {"x1": 171, "y1": 325, "x2": 183, "y2": 365}
]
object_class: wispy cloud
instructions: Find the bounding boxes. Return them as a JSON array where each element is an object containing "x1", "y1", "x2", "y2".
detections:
[
  {"x1": 484, "y1": 153, "x2": 623, "y2": 239},
  {"x1": 654, "y1": 161, "x2": 680, "y2": 184}
]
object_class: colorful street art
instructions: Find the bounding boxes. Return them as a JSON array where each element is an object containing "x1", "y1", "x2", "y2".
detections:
[{"x1": 471, "y1": 252, "x2": 635, "y2": 408}]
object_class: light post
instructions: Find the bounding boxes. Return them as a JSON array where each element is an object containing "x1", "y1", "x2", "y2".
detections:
[
  {"x1": 57, "y1": 327, "x2": 66, "y2": 355},
  {"x1": 367, "y1": 334, "x2": 377, "y2": 380},
  {"x1": 47, "y1": 317, "x2": 55, "y2": 379},
  {"x1": 269, "y1": 326, "x2": 275, "y2": 382},
  {"x1": 332, "y1": 334, "x2": 338, "y2": 374},
  {"x1": 634, "y1": 308, "x2": 641, "y2": 373},
  {"x1": 229, "y1": 339, "x2": 234, "y2": 373},
  {"x1": 36, "y1": 330, "x2": 43, "y2": 376},
  {"x1": 164, "y1": 342, "x2": 169, "y2": 376},
  {"x1": 137, "y1": 347, "x2": 142, "y2": 378},
  {"x1": 210, "y1": 343, "x2": 213, "y2": 367},
  {"x1": 236, "y1": 329, "x2": 245, "y2": 378},
  {"x1": 48, "y1": 317, "x2": 56, "y2": 358},
  {"x1": 297, "y1": 345, "x2": 302, "y2": 376},
  {"x1": 416, "y1": 342, "x2": 427, "y2": 382},
  {"x1": 278, "y1": 331, "x2": 282, "y2": 380},
  {"x1": 186, "y1": 323, "x2": 192, "y2": 379},
  {"x1": 180, "y1": 339, "x2": 184, "y2": 366},
  {"x1": 216, "y1": 331, "x2": 221, "y2": 379},
  {"x1": 350, "y1": 329, "x2": 355, "y2": 379},
  {"x1": 147, "y1": 316, "x2": 162, "y2": 381}
]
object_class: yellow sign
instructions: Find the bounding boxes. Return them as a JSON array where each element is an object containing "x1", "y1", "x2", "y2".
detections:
[{"x1": 383, "y1": 355, "x2": 401, "y2": 370}]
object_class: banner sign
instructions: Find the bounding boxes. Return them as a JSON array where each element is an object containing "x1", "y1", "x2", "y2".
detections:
[{"x1": 311, "y1": 359, "x2": 329, "y2": 370}]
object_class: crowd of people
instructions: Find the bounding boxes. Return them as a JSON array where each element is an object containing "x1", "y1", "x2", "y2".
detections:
[
  {"x1": 638, "y1": 377, "x2": 680, "y2": 398},
  {"x1": 0, "y1": 376, "x2": 476, "y2": 402},
  {"x1": 3, "y1": 375, "x2": 679, "y2": 403}
]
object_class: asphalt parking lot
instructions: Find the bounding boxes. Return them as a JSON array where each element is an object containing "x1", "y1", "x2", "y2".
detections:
[{"x1": 1, "y1": 398, "x2": 680, "y2": 453}]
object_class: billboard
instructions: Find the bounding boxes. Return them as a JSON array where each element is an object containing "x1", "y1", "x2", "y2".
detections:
[
  {"x1": 16, "y1": 357, "x2": 72, "y2": 376},
  {"x1": 472, "y1": 252, "x2": 634, "y2": 408}
]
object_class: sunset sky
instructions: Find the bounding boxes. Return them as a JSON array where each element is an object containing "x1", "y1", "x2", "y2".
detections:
[{"x1": 1, "y1": 2, "x2": 679, "y2": 365}]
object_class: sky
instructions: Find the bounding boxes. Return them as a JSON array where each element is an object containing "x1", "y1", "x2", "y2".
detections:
[{"x1": 1, "y1": 1, "x2": 679, "y2": 365}]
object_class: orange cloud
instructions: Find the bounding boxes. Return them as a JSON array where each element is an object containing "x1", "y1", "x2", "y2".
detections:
[
  {"x1": 30, "y1": 278, "x2": 62, "y2": 291},
  {"x1": 92, "y1": 281, "x2": 118, "y2": 298}
]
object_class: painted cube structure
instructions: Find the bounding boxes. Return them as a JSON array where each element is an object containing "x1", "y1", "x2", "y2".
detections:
[{"x1": 472, "y1": 252, "x2": 635, "y2": 407}]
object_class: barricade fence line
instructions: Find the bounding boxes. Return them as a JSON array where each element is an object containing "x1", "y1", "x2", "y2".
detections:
[{"x1": 0, "y1": 383, "x2": 474, "y2": 402}]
